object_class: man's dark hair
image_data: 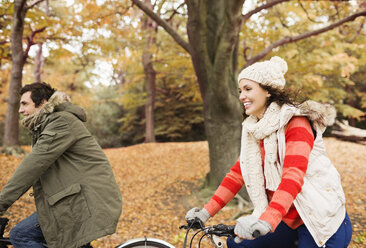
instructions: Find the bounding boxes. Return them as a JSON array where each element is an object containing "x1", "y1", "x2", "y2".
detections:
[{"x1": 20, "y1": 82, "x2": 56, "y2": 107}]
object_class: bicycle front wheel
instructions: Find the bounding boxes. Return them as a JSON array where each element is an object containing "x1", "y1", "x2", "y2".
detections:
[{"x1": 115, "y1": 237, "x2": 175, "y2": 248}]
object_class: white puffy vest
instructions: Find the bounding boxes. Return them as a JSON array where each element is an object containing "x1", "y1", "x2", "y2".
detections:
[{"x1": 242, "y1": 105, "x2": 346, "y2": 247}]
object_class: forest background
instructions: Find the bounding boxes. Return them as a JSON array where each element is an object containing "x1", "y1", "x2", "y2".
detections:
[
  {"x1": 2, "y1": 0, "x2": 366, "y2": 188},
  {"x1": 1, "y1": 0, "x2": 365, "y2": 146}
]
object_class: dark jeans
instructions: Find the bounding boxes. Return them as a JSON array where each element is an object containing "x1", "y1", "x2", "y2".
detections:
[
  {"x1": 227, "y1": 213, "x2": 352, "y2": 248},
  {"x1": 9, "y1": 212, "x2": 46, "y2": 248},
  {"x1": 9, "y1": 212, "x2": 93, "y2": 248}
]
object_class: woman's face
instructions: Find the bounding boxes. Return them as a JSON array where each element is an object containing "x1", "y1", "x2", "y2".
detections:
[{"x1": 238, "y1": 79, "x2": 270, "y2": 119}]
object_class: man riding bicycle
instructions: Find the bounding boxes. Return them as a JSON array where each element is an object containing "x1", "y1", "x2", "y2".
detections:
[{"x1": 0, "y1": 82, "x2": 122, "y2": 248}]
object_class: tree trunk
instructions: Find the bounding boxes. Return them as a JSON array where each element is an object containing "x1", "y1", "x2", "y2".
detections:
[
  {"x1": 2, "y1": 0, "x2": 27, "y2": 155},
  {"x1": 117, "y1": 70, "x2": 125, "y2": 90},
  {"x1": 186, "y1": 0, "x2": 244, "y2": 188},
  {"x1": 34, "y1": 42, "x2": 43, "y2": 82},
  {"x1": 142, "y1": 0, "x2": 156, "y2": 143}
]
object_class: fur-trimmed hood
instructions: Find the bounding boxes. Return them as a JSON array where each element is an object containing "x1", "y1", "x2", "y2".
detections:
[
  {"x1": 22, "y1": 91, "x2": 86, "y2": 130},
  {"x1": 298, "y1": 100, "x2": 336, "y2": 128},
  {"x1": 279, "y1": 100, "x2": 336, "y2": 133}
]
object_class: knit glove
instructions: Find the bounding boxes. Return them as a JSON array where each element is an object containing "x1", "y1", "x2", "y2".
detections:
[
  {"x1": 185, "y1": 207, "x2": 211, "y2": 224},
  {"x1": 234, "y1": 215, "x2": 272, "y2": 243}
]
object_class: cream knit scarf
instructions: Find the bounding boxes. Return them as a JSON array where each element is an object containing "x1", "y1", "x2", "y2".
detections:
[
  {"x1": 22, "y1": 92, "x2": 71, "y2": 131},
  {"x1": 240, "y1": 102, "x2": 283, "y2": 216}
]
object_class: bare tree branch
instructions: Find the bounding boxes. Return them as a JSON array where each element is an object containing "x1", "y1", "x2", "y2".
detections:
[
  {"x1": 298, "y1": 0, "x2": 322, "y2": 23},
  {"x1": 27, "y1": 0, "x2": 46, "y2": 10},
  {"x1": 165, "y1": 2, "x2": 185, "y2": 22},
  {"x1": 97, "y1": 2, "x2": 133, "y2": 21},
  {"x1": 242, "y1": 9, "x2": 366, "y2": 68},
  {"x1": 242, "y1": 0, "x2": 289, "y2": 22},
  {"x1": 43, "y1": 36, "x2": 69, "y2": 42},
  {"x1": 347, "y1": 20, "x2": 365, "y2": 43},
  {"x1": 97, "y1": 9, "x2": 132, "y2": 22},
  {"x1": 131, "y1": 0, "x2": 190, "y2": 54},
  {"x1": 24, "y1": 26, "x2": 46, "y2": 62}
]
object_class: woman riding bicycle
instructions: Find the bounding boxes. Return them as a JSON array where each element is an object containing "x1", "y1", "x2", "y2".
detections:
[{"x1": 186, "y1": 56, "x2": 352, "y2": 248}]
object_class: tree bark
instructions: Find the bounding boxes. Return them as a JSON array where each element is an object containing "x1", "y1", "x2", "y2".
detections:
[
  {"x1": 2, "y1": 0, "x2": 27, "y2": 153},
  {"x1": 185, "y1": 0, "x2": 244, "y2": 188},
  {"x1": 142, "y1": 0, "x2": 156, "y2": 143},
  {"x1": 34, "y1": 42, "x2": 43, "y2": 82}
]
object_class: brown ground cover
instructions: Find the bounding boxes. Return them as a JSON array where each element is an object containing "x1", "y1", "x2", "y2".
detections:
[{"x1": 0, "y1": 138, "x2": 365, "y2": 247}]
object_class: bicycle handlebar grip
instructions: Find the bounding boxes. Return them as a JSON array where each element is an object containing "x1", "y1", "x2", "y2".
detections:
[
  {"x1": 186, "y1": 218, "x2": 204, "y2": 230},
  {"x1": 252, "y1": 230, "x2": 260, "y2": 238}
]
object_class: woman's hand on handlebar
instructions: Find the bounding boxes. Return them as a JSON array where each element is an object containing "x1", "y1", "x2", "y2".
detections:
[
  {"x1": 185, "y1": 207, "x2": 211, "y2": 224},
  {"x1": 234, "y1": 215, "x2": 272, "y2": 243}
]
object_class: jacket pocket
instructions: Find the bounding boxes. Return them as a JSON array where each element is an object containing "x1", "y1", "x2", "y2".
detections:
[
  {"x1": 34, "y1": 130, "x2": 56, "y2": 152},
  {"x1": 47, "y1": 183, "x2": 91, "y2": 230}
]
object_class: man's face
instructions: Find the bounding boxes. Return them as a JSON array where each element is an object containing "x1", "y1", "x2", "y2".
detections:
[{"x1": 19, "y1": 91, "x2": 41, "y2": 116}]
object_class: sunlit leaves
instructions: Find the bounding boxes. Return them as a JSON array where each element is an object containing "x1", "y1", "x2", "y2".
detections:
[{"x1": 240, "y1": 0, "x2": 365, "y2": 122}]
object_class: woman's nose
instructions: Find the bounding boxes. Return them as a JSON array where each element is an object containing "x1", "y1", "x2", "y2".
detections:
[{"x1": 239, "y1": 91, "x2": 246, "y2": 101}]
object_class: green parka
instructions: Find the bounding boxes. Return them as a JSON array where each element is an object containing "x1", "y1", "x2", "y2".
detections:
[{"x1": 0, "y1": 93, "x2": 122, "y2": 248}]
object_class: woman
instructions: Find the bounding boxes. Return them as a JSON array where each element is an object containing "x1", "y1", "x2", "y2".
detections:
[{"x1": 185, "y1": 57, "x2": 352, "y2": 248}]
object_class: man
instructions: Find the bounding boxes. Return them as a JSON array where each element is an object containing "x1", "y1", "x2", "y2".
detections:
[{"x1": 0, "y1": 82, "x2": 122, "y2": 248}]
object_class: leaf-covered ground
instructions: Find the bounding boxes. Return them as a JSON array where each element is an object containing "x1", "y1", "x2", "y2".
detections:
[{"x1": 0, "y1": 138, "x2": 365, "y2": 247}]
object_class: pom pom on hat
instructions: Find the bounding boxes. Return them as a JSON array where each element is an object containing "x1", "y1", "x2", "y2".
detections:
[{"x1": 238, "y1": 56, "x2": 288, "y2": 89}]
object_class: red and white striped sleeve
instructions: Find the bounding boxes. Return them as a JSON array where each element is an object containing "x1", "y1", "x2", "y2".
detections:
[
  {"x1": 204, "y1": 157, "x2": 244, "y2": 217},
  {"x1": 259, "y1": 116, "x2": 314, "y2": 230}
]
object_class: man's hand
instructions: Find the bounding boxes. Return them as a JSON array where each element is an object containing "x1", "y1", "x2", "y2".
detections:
[
  {"x1": 185, "y1": 207, "x2": 211, "y2": 224},
  {"x1": 234, "y1": 215, "x2": 272, "y2": 242}
]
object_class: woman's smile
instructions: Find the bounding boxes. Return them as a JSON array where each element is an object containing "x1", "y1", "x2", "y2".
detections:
[{"x1": 239, "y1": 79, "x2": 270, "y2": 119}]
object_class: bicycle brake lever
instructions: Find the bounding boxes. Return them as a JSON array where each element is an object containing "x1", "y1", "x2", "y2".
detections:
[
  {"x1": 210, "y1": 235, "x2": 225, "y2": 248},
  {"x1": 180, "y1": 218, "x2": 204, "y2": 230}
]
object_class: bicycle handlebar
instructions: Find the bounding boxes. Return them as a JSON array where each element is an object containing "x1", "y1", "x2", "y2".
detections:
[
  {"x1": 180, "y1": 218, "x2": 261, "y2": 238},
  {"x1": 205, "y1": 223, "x2": 235, "y2": 237}
]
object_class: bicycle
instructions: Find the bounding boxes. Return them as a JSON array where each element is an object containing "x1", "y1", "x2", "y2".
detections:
[
  {"x1": 179, "y1": 218, "x2": 260, "y2": 248},
  {"x1": 0, "y1": 217, "x2": 174, "y2": 248}
]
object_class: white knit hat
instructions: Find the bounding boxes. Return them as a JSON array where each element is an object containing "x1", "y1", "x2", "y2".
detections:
[{"x1": 237, "y1": 56, "x2": 288, "y2": 90}]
